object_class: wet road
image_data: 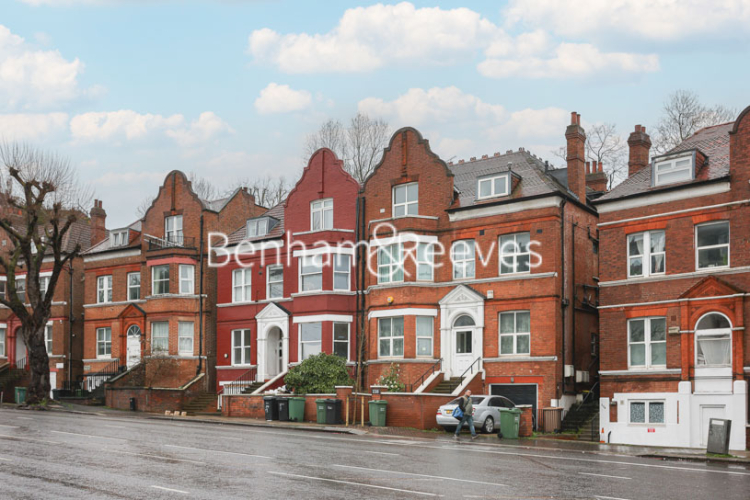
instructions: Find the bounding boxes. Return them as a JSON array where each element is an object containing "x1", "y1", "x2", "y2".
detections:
[{"x1": 0, "y1": 407, "x2": 748, "y2": 499}]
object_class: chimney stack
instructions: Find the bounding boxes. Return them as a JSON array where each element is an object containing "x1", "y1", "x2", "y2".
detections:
[
  {"x1": 90, "y1": 199, "x2": 107, "y2": 246},
  {"x1": 565, "y1": 112, "x2": 587, "y2": 203},
  {"x1": 628, "y1": 124, "x2": 652, "y2": 177}
]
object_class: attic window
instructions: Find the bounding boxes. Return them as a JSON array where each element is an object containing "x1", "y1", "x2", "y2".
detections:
[
  {"x1": 110, "y1": 230, "x2": 129, "y2": 247},
  {"x1": 247, "y1": 218, "x2": 269, "y2": 238},
  {"x1": 477, "y1": 173, "x2": 510, "y2": 199},
  {"x1": 653, "y1": 152, "x2": 694, "y2": 186}
]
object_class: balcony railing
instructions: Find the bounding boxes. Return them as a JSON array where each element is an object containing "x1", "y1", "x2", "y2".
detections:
[{"x1": 146, "y1": 235, "x2": 196, "y2": 251}]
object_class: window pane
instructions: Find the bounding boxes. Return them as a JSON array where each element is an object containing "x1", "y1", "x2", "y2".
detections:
[
  {"x1": 650, "y1": 231, "x2": 665, "y2": 253},
  {"x1": 517, "y1": 334, "x2": 530, "y2": 354},
  {"x1": 394, "y1": 205, "x2": 405, "y2": 217},
  {"x1": 334, "y1": 273, "x2": 348, "y2": 290},
  {"x1": 517, "y1": 232, "x2": 530, "y2": 252},
  {"x1": 630, "y1": 344, "x2": 646, "y2": 366},
  {"x1": 651, "y1": 342, "x2": 666, "y2": 366},
  {"x1": 416, "y1": 317, "x2": 432, "y2": 336},
  {"x1": 629, "y1": 257, "x2": 643, "y2": 276},
  {"x1": 392, "y1": 317, "x2": 404, "y2": 337},
  {"x1": 379, "y1": 339, "x2": 390, "y2": 356},
  {"x1": 516, "y1": 312, "x2": 530, "y2": 332},
  {"x1": 500, "y1": 336, "x2": 513, "y2": 354},
  {"x1": 494, "y1": 176, "x2": 507, "y2": 195},
  {"x1": 649, "y1": 402, "x2": 665, "y2": 424},
  {"x1": 378, "y1": 318, "x2": 391, "y2": 337},
  {"x1": 698, "y1": 247, "x2": 728, "y2": 268},
  {"x1": 334, "y1": 255, "x2": 349, "y2": 271},
  {"x1": 300, "y1": 323, "x2": 322, "y2": 342},
  {"x1": 301, "y1": 340, "x2": 321, "y2": 359},
  {"x1": 500, "y1": 313, "x2": 515, "y2": 334},
  {"x1": 392, "y1": 338, "x2": 404, "y2": 356},
  {"x1": 651, "y1": 254, "x2": 665, "y2": 274},
  {"x1": 650, "y1": 319, "x2": 666, "y2": 341},
  {"x1": 479, "y1": 179, "x2": 491, "y2": 197},
  {"x1": 269, "y1": 266, "x2": 283, "y2": 281},
  {"x1": 629, "y1": 320, "x2": 645, "y2": 342},
  {"x1": 407, "y1": 183, "x2": 418, "y2": 201},
  {"x1": 324, "y1": 209, "x2": 333, "y2": 229},
  {"x1": 417, "y1": 338, "x2": 432, "y2": 356},
  {"x1": 696, "y1": 314, "x2": 730, "y2": 330},
  {"x1": 233, "y1": 330, "x2": 241, "y2": 347},
  {"x1": 269, "y1": 283, "x2": 283, "y2": 298},
  {"x1": 696, "y1": 336, "x2": 731, "y2": 366},
  {"x1": 628, "y1": 233, "x2": 644, "y2": 256},
  {"x1": 394, "y1": 185, "x2": 406, "y2": 204},
  {"x1": 333, "y1": 323, "x2": 348, "y2": 341},
  {"x1": 630, "y1": 402, "x2": 645, "y2": 423},
  {"x1": 333, "y1": 341, "x2": 348, "y2": 358},
  {"x1": 697, "y1": 222, "x2": 729, "y2": 247},
  {"x1": 406, "y1": 202, "x2": 418, "y2": 215},
  {"x1": 302, "y1": 274, "x2": 322, "y2": 291}
]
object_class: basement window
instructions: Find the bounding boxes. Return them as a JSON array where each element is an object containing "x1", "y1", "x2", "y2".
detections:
[{"x1": 630, "y1": 401, "x2": 665, "y2": 424}]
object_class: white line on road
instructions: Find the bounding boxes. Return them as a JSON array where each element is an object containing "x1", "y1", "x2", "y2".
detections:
[
  {"x1": 362, "y1": 450, "x2": 400, "y2": 456},
  {"x1": 163, "y1": 444, "x2": 271, "y2": 459},
  {"x1": 50, "y1": 430, "x2": 126, "y2": 441},
  {"x1": 580, "y1": 472, "x2": 631, "y2": 480},
  {"x1": 0, "y1": 424, "x2": 18, "y2": 428},
  {"x1": 268, "y1": 471, "x2": 438, "y2": 497},
  {"x1": 114, "y1": 450, "x2": 206, "y2": 465},
  {"x1": 333, "y1": 464, "x2": 506, "y2": 487},
  {"x1": 596, "y1": 496, "x2": 631, "y2": 500},
  {"x1": 0, "y1": 456, "x2": 11, "y2": 461},
  {"x1": 151, "y1": 485, "x2": 189, "y2": 494},
  {"x1": 15, "y1": 417, "x2": 33, "y2": 420},
  {"x1": 0, "y1": 434, "x2": 61, "y2": 445}
]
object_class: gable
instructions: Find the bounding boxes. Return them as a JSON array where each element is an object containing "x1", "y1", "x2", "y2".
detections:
[
  {"x1": 680, "y1": 276, "x2": 743, "y2": 299},
  {"x1": 439, "y1": 284, "x2": 485, "y2": 305}
]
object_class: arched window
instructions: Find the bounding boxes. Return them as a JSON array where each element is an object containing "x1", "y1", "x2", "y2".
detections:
[
  {"x1": 695, "y1": 313, "x2": 731, "y2": 368},
  {"x1": 127, "y1": 325, "x2": 141, "y2": 337},
  {"x1": 453, "y1": 315, "x2": 475, "y2": 328}
]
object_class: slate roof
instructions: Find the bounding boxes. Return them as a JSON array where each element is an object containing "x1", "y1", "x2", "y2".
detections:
[
  {"x1": 226, "y1": 201, "x2": 285, "y2": 246},
  {"x1": 83, "y1": 218, "x2": 142, "y2": 255},
  {"x1": 595, "y1": 122, "x2": 733, "y2": 203},
  {"x1": 448, "y1": 149, "x2": 578, "y2": 208}
]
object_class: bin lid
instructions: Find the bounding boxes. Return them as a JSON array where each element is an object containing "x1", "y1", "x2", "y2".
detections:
[
  {"x1": 325, "y1": 398, "x2": 340, "y2": 403},
  {"x1": 315, "y1": 398, "x2": 328, "y2": 403},
  {"x1": 263, "y1": 396, "x2": 277, "y2": 400},
  {"x1": 290, "y1": 397, "x2": 306, "y2": 401},
  {"x1": 369, "y1": 400, "x2": 388, "y2": 405}
]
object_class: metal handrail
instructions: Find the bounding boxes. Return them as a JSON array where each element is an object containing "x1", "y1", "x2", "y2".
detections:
[
  {"x1": 406, "y1": 358, "x2": 442, "y2": 392},
  {"x1": 13, "y1": 357, "x2": 27, "y2": 371},
  {"x1": 217, "y1": 367, "x2": 258, "y2": 397},
  {"x1": 579, "y1": 381, "x2": 600, "y2": 407},
  {"x1": 83, "y1": 358, "x2": 123, "y2": 391},
  {"x1": 147, "y1": 235, "x2": 196, "y2": 251},
  {"x1": 458, "y1": 356, "x2": 482, "y2": 386}
]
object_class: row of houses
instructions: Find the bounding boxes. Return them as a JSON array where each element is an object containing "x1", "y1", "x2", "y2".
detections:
[{"x1": 1, "y1": 105, "x2": 748, "y2": 451}]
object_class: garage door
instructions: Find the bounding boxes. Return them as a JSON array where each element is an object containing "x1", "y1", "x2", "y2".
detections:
[{"x1": 490, "y1": 384, "x2": 537, "y2": 429}]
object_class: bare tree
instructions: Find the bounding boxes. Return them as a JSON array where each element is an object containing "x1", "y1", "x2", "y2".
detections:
[
  {"x1": 0, "y1": 143, "x2": 91, "y2": 405},
  {"x1": 187, "y1": 171, "x2": 220, "y2": 202},
  {"x1": 586, "y1": 123, "x2": 627, "y2": 189},
  {"x1": 228, "y1": 175, "x2": 290, "y2": 208},
  {"x1": 305, "y1": 112, "x2": 390, "y2": 184},
  {"x1": 654, "y1": 90, "x2": 737, "y2": 153}
]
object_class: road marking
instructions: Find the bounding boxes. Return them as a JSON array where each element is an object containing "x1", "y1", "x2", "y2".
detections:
[
  {"x1": 333, "y1": 464, "x2": 506, "y2": 487},
  {"x1": 0, "y1": 456, "x2": 11, "y2": 461},
  {"x1": 151, "y1": 485, "x2": 189, "y2": 494},
  {"x1": 596, "y1": 496, "x2": 631, "y2": 500},
  {"x1": 0, "y1": 424, "x2": 18, "y2": 428},
  {"x1": 16, "y1": 417, "x2": 33, "y2": 420},
  {"x1": 580, "y1": 472, "x2": 631, "y2": 480},
  {"x1": 0, "y1": 434, "x2": 60, "y2": 445},
  {"x1": 362, "y1": 450, "x2": 400, "y2": 456},
  {"x1": 114, "y1": 450, "x2": 206, "y2": 465},
  {"x1": 50, "y1": 430, "x2": 126, "y2": 441},
  {"x1": 163, "y1": 444, "x2": 271, "y2": 459},
  {"x1": 268, "y1": 471, "x2": 438, "y2": 497}
]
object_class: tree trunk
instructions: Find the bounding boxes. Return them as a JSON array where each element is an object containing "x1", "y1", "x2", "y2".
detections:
[{"x1": 23, "y1": 324, "x2": 50, "y2": 405}]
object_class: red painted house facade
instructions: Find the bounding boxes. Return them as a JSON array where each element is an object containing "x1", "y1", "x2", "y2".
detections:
[
  {"x1": 595, "y1": 107, "x2": 750, "y2": 450},
  {"x1": 214, "y1": 149, "x2": 360, "y2": 395}
]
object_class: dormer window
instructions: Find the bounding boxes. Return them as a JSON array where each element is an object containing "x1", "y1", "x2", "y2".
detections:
[
  {"x1": 110, "y1": 230, "x2": 129, "y2": 247},
  {"x1": 247, "y1": 218, "x2": 269, "y2": 238},
  {"x1": 477, "y1": 173, "x2": 510, "y2": 200},
  {"x1": 653, "y1": 152, "x2": 694, "y2": 186}
]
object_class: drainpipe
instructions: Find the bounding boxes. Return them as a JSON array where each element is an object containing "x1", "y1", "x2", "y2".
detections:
[
  {"x1": 572, "y1": 222, "x2": 578, "y2": 395},
  {"x1": 354, "y1": 195, "x2": 361, "y2": 395},
  {"x1": 68, "y1": 263, "x2": 74, "y2": 386},
  {"x1": 356, "y1": 195, "x2": 367, "y2": 394},
  {"x1": 560, "y1": 199, "x2": 567, "y2": 399},
  {"x1": 196, "y1": 213, "x2": 204, "y2": 377}
]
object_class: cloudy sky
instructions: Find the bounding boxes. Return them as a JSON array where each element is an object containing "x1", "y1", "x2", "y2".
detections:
[{"x1": 2, "y1": 0, "x2": 749, "y2": 227}]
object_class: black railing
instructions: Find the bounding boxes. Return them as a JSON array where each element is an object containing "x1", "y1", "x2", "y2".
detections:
[
  {"x1": 219, "y1": 367, "x2": 258, "y2": 397},
  {"x1": 580, "y1": 381, "x2": 599, "y2": 407},
  {"x1": 457, "y1": 356, "x2": 482, "y2": 387},
  {"x1": 13, "y1": 357, "x2": 27, "y2": 371},
  {"x1": 406, "y1": 358, "x2": 442, "y2": 392},
  {"x1": 82, "y1": 358, "x2": 124, "y2": 392},
  {"x1": 147, "y1": 235, "x2": 196, "y2": 251}
]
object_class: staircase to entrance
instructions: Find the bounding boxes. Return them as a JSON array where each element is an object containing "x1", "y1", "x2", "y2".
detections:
[
  {"x1": 182, "y1": 392, "x2": 219, "y2": 416},
  {"x1": 430, "y1": 377, "x2": 462, "y2": 394}
]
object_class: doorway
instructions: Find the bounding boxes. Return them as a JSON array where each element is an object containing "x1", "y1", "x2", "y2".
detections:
[
  {"x1": 266, "y1": 327, "x2": 283, "y2": 378},
  {"x1": 126, "y1": 325, "x2": 142, "y2": 369},
  {"x1": 451, "y1": 315, "x2": 475, "y2": 376}
]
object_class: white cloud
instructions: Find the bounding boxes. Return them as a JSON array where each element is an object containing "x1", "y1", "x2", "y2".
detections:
[
  {"x1": 0, "y1": 24, "x2": 86, "y2": 108},
  {"x1": 505, "y1": 0, "x2": 750, "y2": 41},
  {"x1": 69, "y1": 110, "x2": 232, "y2": 145},
  {"x1": 0, "y1": 112, "x2": 68, "y2": 140},
  {"x1": 479, "y1": 42, "x2": 659, "y2": 79},
  {"x1": 254, "y1": 83, "x2": 313, "y2": 114},
  {"x1": 92, "y1": 170, "x2": 168, "y2": 188}
]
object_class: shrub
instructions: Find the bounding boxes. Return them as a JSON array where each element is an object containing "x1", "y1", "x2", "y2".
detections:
[
  {"x1": 284, "y1": 353, "x2": 353, "y2": 395},
  {"x1": 376, "y1": 363, "x2": 405, "y2": 392}
]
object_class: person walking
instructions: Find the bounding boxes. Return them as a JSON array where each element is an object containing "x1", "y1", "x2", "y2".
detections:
[{"x1": 453, "y1": 390, "x2": 477, "y2": 441}]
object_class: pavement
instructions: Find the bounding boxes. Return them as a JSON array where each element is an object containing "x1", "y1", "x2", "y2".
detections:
[{"x1": 1, "y1": 403, "x2": 749, "y2": 499}]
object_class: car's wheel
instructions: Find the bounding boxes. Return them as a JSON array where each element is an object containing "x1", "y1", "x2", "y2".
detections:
[
  {"x1": 442, "y1": 426, "x2": 456, "y2": 433},
  {"x1": 482, "y1": 416, "x2": 494, "y2": 434}
]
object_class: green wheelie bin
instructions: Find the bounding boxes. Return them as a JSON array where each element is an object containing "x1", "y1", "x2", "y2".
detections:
[
  {"x1": 15, "y1": 387, "x2": 27, "y2": 404},
  {"x1": 497, "y1": 408, "x2": 522, "y2": 439},
  {"x1": 368, "y1": 400, "x2": 388, "y2": 427},
  {"x1": 315, "y1": 399, "x2": 327, "y2": 424},
  {"x1": 288, "y1": 397, "x2": 306, "y2": 422}
]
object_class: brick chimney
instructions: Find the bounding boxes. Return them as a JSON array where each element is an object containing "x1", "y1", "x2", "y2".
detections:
[
  {"x1": 90, "y1": 199, "x2": 107, "y2": 245},
  {"x1": 627, "y1": 125, "x2": 652, "y2": 177},
  {"x1": 565, "y1": 112, "x2": 587, "y2": 203},
  {"x1": 586, "y1": 160, "x2": 608, "y2": 193}
]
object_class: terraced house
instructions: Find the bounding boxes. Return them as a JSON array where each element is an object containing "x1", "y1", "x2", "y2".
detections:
[
  {"x1": 360, "y1": 121, "x2": 602, "y2": 430},
  {"x1": 595, "y1": 106, "x2": 750, "y2": 450},
  {"x1": 81, "y1": 171, "x2": 263, "y2": 409}
]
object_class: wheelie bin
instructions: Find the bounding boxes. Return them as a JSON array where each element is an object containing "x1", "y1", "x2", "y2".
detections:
[
  {"x1": 369, "y1": 400, "x2": 388, "y2": 427},
  {"x1": 263, "y1": 396, "x2": 279, "y2": 421},
  {"x1": 277, "y1": 398, "x2": 290, "y2": 421},
  {"x1": 497, "y1": 408, "x2": 521, "y2": 439},
  {"x1": 288, "y1": 397, "x2": 306, "y2": 422}
]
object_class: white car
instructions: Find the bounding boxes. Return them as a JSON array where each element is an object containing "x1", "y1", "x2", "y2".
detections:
[{"x1": 435, "y1": 395, "x2": 516, "y2": 434}]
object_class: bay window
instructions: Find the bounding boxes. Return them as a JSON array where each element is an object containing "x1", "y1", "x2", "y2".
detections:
[
  {"x1": 232, "y1": 329, "x2": 252, "y2": 366},
  {"x1": 333, "y1": 322, "x2": 350, "y2": 360},
  {"x1": 300, "y1": 256, "x2": 323, "y2": 292},
  {"x1": 299, "y1": 322, "x2": 322, "y2": 360},
  {"x1": 378, "y1": 317, "x2": 404, "y2": 357}
]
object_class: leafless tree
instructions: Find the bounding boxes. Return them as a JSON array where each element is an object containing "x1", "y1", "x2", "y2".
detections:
[
  {"x1": 586, "y1": 123, "x2": 627, "y2": 189},
  {"x1": 304, "y1": 112, "x2": 390, "y2": 184},
  {"x1": 187, "y1": 171, "x2": 220, "y2": 202},
  {"x1": 654, "y1": 90, "x2": 737, "y2": 153},
  {"x1": 0, "y1": 143, "x2": 91, "y2": 405},
  {"x1": 228, "y1": 175, "x2": 290, "y2": 208}
]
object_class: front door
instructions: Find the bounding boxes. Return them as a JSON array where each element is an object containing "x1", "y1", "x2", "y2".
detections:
[
  {"x1": 15, "y1": 331, "x2": 26, "y2": 364},
  {"x1": 126, "y1": 325, "x2": 142, "y2": 368},
  {"x1": 266, "y1": 328, "x2": 281, "y2": 378},
  {"x1": 452, "y1": 329, "x2": 473, "y2": 376},
  {"x1": 49, "y1": 371, "x2": 56, "y2": 399}
]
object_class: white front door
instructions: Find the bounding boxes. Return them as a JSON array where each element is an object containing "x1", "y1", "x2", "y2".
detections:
[
  {"x1": 700, "y1": 405, "x2": 725, "y2": 446},
  {"x1": 126, "y1": 326, "x2": 142, "y2": 369},
  {"x1": 266, "y1": 328, "x2": 281, "y2": 378},
  {"x1": 452, "y1": 329, "x2": 473, "y2": 376},
  {"x1": 15, "y1": 333, "x2": 26, "y2": 362},
  {"x1": 49, "y1": 371, "x2": 56, "y2": 399}
]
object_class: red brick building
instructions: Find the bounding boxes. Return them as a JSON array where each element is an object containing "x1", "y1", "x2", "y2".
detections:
[
  {"x1": 214, "y1": 149, "x2": 359, "y2": 397},
  {"x1": 595, "y1": 106, "x2": 750, "y2": 450},
  {"x1": 82, "y1": 171, "x2": 262, "y2": 400},
  {"x1": 360, "y1": 121, "x2": 601, "y2": 428}
]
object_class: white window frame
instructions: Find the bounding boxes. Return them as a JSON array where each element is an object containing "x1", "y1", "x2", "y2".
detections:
[
  {"x1": 392, "y1": 183, "x2": 418, "y2": 218},
  {"x1": 178, "y1": 321, "x2": 194, "y2": 356},
  {"x1": 96, "y1": 327, "x2": 111, "y2": 359},
  {"x1": 378, "y1": 316, "x2": 404, "y2": 358},
  {"x1": 416, "y1": 242, "x2": 434, "y2": 281},
  {"x1": 0, "y1": 280, "x2": 6, "y2": 301},
  {"x1": 16, "y1": 278, "x2": 25, "y2": 302},
  {"x1": 111, "y1": 230, "x2": 129, "y2": 247},
  {"x1": 97, "y1": 275, "x2": 112, "y2": 304},
  {"x1": 127, "y1": 272, "x2": 141, "y2": 301},
  {"x1": 151, "y1": 265, "x2": 169, "y2": 295},
  {"x1": 45, "y1": 324, "x2": 53, "y2": 354},
  {"x1": 477, "y1": 173, "x2": 510, "y2": 199},
  {"x1": 299, "y1": 255, "x2": 323, "y2": 292},
  {"x1": 179, "y1": 265, "x2": 195, "y2": 295},
  {"x1": 627, "y1": 317, "x2": 667, "y2": 369},
  {"x1": 266, "y1": 264, "x2": 284, "y2": 299},
  {"x1": 499, "y1": 311, "x2": 531, "y2": 356},
  {"x1": 377, "y1": 244, "x2": 403, "y2": 284},
  {"x1": 310, "y1": 198, "x2": 333, "y2": 231},
  {"x1": 40, "y1": 275, "x2": 50, "y2": 299},
  {"x1": 627, "y1": 230, "x2": 666, "y2": 278},
  {"x1": 695, "y1": 221, "x2": 730, "y2": 270},
  {"x1": 165, "y1": 215, "x2": 183, "y2": 244},
  {"x1": 232, "y1": 268, "x2": 252, "y2": 303},
  {"x1": 151, "y1": 321, "x2": 169, "y2": 353},
  {"x1": 452, "y1": 240, "x2": 475, "y2": 280},
  {"x1": 629, "y1": 400, "x2": 666, "y2": 425},
  {"x1": 0, "y1": 327, "x2": 5, "y2": 357},
  {"x1": 654, "y1": 155, "x2": 693, "y2": 186},
  {"x1": 247, "y1": 218, "x2": 269, "y2": 238},
  {"x1": 416, "y1": 316, "x2": 433, "y2": 358},
  {"x1": 299, "y1": 322, "x2": 322, "y2": 361},
  {"x1": 333, "y1": 322, "x2": 350, "y2": 361},
  {"x1": 695, "y1": 313, "x2": 732, "y2": 368},
  {"x1": 499, "y1": 232, "x2": 531, "y2": 275},
  {"x1": 333, "y1": 254, "x2": 351, "y2": 291},
  {"x1": 231, "y1": 329, "x2": 252, "y2": 366}
]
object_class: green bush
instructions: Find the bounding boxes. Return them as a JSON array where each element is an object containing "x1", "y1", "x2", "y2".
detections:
[
  {"x1": 284, "y1": 353, "x2": 353, "y2": 395},
  {"x1": 376, "y1": 363, "x2": 405, "y2": 392}
]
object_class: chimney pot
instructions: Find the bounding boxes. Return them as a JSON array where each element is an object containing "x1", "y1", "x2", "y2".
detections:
[
  {"x1": 628, "y1": 123, "x2": 652, "y2": 177},
  {"x1": 481, "y1": 154, "x2": 488, "y2": 159},
  {"x1": 470, "y1": 157, "x2": 476, "y2": 161},
  {"x1": 585, "y1": 161, "x2": 590, "y2": 174},
  {"x1": 598, "y1": 161, "x2": 603, "y2": 172},
  {"x1": 458, "y1": 159, "x2": 464, "y2": 164},
  {"x1": 494, "y1": 152, "x2": 500, "y2": 157},
  {"x1": 571, "y1": 111, "x2": 577, "y2": 124}
]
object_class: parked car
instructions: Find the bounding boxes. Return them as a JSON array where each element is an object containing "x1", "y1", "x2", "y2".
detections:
[{"x1": 436, "y1": 395, "x2": 515, "y2": 433}]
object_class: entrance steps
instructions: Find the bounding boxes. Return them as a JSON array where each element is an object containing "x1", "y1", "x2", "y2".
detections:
[
  {"x1": 430, "y1": 377, "x2": 462, "y2": 395},
  {"x1": 241, "y1": 381, "x2": 265, "y2": 395},
  {"x1": 183, "y1": 393, "x2": 219, "y2": 416}
]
